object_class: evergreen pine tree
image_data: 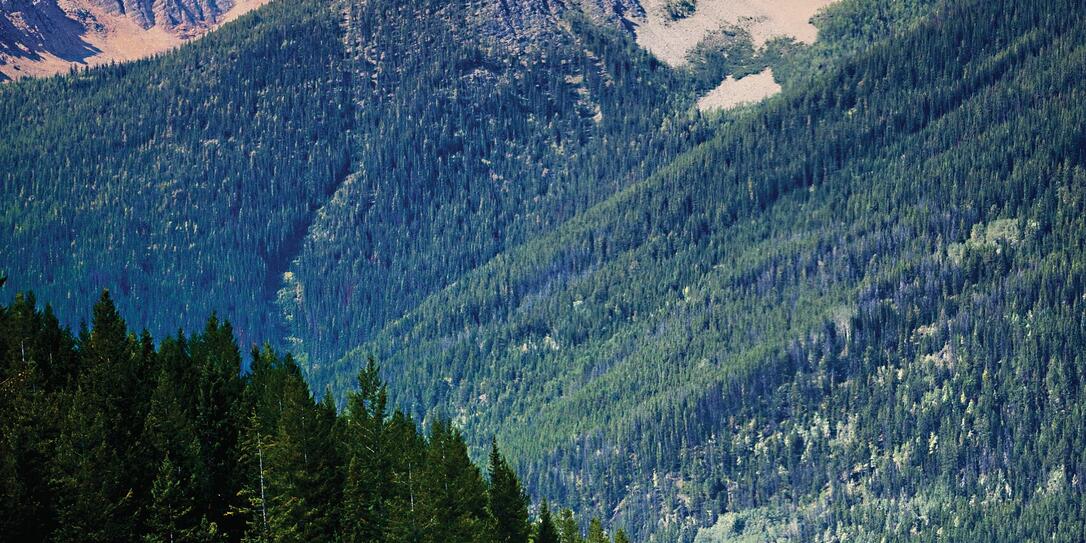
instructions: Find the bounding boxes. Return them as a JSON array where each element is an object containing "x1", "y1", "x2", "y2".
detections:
[
  {"x1": 383, "y1": 410, "x2": 426, "y2": 543},
  {"x1": 535, "y1": 500, "x2": 560, "y2": 543},
  {"x1": 423, "y1": 419, "x2": 494, "y2": 543},
  {"x1": 557, "y1": 508, "x2": 583, "y2": 543},
  {"x1": 142, "y1": 365, "x2": 207, "y2": 539},
  {"x1": 264, "y1": 358, "x2": 342, "y2": 541},
  {"x1": 191, "y1": 315, "x2": 245, "y2": 533},
  {"x1": 586, "y1": 518, "x2": 607, "y2": 543},
  {"x1": 145, "y1": 455, "x2": 196, "y2": 543},
  {"x1": 488, "y1": 439, "x2": 530, "y2": 543},
  {"x1": 233, "y1": 410, "x2": 271, "y2": 543},
  {"x1": 343, "y1": 357, "x2": 391, "y2": 542},
  {"x1": 50, "y1": 385, "x2": 129, "y2": 542}
]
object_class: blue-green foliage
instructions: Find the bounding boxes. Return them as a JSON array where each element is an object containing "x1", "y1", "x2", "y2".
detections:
[
  {"x1": 0, "y1": 0, "x2": 351, "y2": 350},
  {"x1": 3, "y1": 0, "x2": 1086, "y2": 541},
  {"x1": 326, "y1": 0, "x2": 1086, "y2": 539}
]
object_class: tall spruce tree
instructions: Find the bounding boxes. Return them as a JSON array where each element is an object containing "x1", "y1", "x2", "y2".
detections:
[
  {"x1": 557, "y1": 508, "x2": 583, "y2": 543},
  {"x1": 488, "y1": 439, "x2": 530, "y2": 543},
  {"x1": 234, "y1": 409, "x2": 272, "y2": 543},
  {"x1": 191, "y1": 315, "x2": 245, "y2": 532},
  {"x1": 586, "y1": 518, "x2": 607, "y2": 543},
  {"x1": 50, "y1": 384, "x2": 129, "y2": 542},
  {"x1": 145, "y1": 455, "x2": 219, "y2": 543},
  {"x1": 535, "y1": 500, "x2": 560, "y2": 543},
  {"x1": 52, "y1": 291, "x2": 144, "y2": 541},
  {"x1": 0, "y1": 292, "x2": 63, "y2": 538},
  {"x1": 382, "y1": 410, "x2": 427, "y2": 543},
  {"x1": 142, "y1": 366, "x2": 207, "y2": 539},
  {"x1": 343, "y1": 357, "x2": 391, "y2": 542},
  {"x1": 424, "y1": 419, "x2": 494, "y2": 543},
  {"x1": 264, "y1": 358, "x2": 342, "y2": 541}
]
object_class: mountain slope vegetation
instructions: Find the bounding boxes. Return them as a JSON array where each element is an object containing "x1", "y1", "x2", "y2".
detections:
[
  {"x1": 0, "y1": 290, "x2": 629, "y2": 542},
  {"x1": 329, "y1": 0, "x2": 1086, "y2": 539},
  {"x1": 283, "y1": 0, "x2": 700, "y2": 370},
  {"x1": 3, "y1": 0, "x2": 1085, "y2": 541},
  {"x1": 1, "y1": 0, "x2": 351, "y2": 349},
  {"x1": 1, "y1": 0, "x2": 712, "y2": 360}
]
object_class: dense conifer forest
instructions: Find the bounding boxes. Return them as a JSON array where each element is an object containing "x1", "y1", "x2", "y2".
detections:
[
  {"x1": 2, "y1": 0, "x2": 1086, "y2": 540},
  {"x1": 0, "y1": 0, "x2": 353, "y2": 350},
  {"x1": 0, "y1": 290, "x2": 631, "y2": 543},
  {"x1": 331, "y1": 0, "x2": 1086, "y2": 539}
]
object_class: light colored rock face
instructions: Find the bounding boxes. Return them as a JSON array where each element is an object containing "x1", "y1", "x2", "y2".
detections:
[
  {"x1": 631, "y1": 0, "x2": 837, "y2": 66},
  {"x1": 0, "y1": 0, "x2": 267, "y2": 81},
  {"x1": 696, "y1": 66, "x2": 780, "y2": 111},
  {"x1": 623, "y1": 0, "x2": 838, "y2": 112}
]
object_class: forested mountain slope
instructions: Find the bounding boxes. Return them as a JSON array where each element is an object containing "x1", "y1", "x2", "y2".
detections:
[
  {"x1": 282, "y1": 0, "x2": 700, "y2": 370},
  {"x1": 2, "y1": 0, "x2": 723, "y2": 358},
  {"x1": 328, "y1": 0, "x2": 1086, "y2": 540},
  {"x1": 1, "y1": 0, "x2": 351, "y2": 349},
  {"x1": 4, "y1": 0, "x2": 1085, "y2": 541},
  {"x1": 0, "y1": 291, "x2": 626, "y2": 542},
  {"x1": 0, "y1": 0, "x2": 932, "y2": 379}
]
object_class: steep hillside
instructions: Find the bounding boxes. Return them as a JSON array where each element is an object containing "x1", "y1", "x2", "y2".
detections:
[
  {"x1": 0, "y1": 0, "x2": 935, "y2": 371},
  {"x1": 282, "y1": 0, "x2": 700, "y2": 372},
  {"x1": 4, "y1": 0, "x2": 1084, "y2": 541},
  {"x1": 324, "y1": 0, "x2": 1086, "y2": 539},
  {"x1": 0, "y1": 0, "x2": 351, "y2": 349},
  {"x1": 0, "y1": 0, "x2": 268, "y2": 80},
  {"x1": 282, "y1": 0, "x2": 936, "y2": 370},
  {"x1": 1, "y1": 0, "x2": 722, "y2": 364}
]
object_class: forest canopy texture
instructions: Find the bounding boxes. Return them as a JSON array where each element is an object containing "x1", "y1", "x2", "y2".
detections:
[
  {"x1": 0, "y1": 290, "x2": 631, "y2": 543},
  {"x1": 2, "y1": 0, "x2": 1086, "y2": 541}
]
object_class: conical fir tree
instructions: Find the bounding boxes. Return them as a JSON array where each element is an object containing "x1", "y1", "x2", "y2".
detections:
[
  {"x1": 145, "y1": 455, "x2": 194, "y2": 543},
  {"x1": 586, "y1": 518, "x2": 607, "y2": 543},
  {"x1": 422, "y1": 420, "x2": 492, "y2": 543},
  {"x1": 557, "y1": 508, "x2": 582, "y2": 543},
  {"x1": 535, "y1": 499, "x2": 559, "y2": 543},
  {"x1": 487, "y1": 439, "x2": 529, "y2": 543},
  {"x1": 142, "y1": 366, "x2": 206, "y2": 540},
  {"x1": 343, "y1": 357, "x2": 391, "y2": 542}
]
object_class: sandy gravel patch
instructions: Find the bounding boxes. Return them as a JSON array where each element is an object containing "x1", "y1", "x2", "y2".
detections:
[
  {"x1": 632, "y1": 0, "x2": 837, "y2": 67},
  {"x1": 696, "y1": 67, "x2": 780, "y2": 111}
]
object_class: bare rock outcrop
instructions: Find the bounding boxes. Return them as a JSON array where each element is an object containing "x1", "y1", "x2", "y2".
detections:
[{"x1": 1, "y1": 0, "x2": 255, "y2": 80}]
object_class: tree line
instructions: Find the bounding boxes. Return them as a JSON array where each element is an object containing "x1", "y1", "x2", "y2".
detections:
[{"x1": 0, "y1": 289, "x2": 632, "y2": 542}]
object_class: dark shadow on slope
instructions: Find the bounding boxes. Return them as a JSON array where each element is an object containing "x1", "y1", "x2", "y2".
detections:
[{"x1": 0, "y1": 0, "x2": 102, "y2": 64}]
